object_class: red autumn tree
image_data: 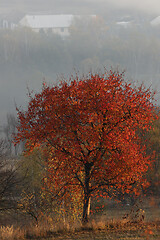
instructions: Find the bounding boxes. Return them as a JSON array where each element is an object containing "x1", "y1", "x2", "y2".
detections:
[{"x1": 15, "y1": 71, "x2": 157, "y2": 223}]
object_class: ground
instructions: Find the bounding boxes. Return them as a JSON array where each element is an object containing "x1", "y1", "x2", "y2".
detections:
[{"x1": 0, "y1": 197, "x2": 159, "y2": 239}]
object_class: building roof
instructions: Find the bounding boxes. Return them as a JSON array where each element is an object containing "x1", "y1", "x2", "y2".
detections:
[
  {"x1": 116, "y1": 21, "x2": 132, "y2": 28},
  {"x1": 150, "y1": 16, "x2": 160, "y2": 26},
  {"x1": 19, "y1": 14, "x2": 74, "y2": 29}
]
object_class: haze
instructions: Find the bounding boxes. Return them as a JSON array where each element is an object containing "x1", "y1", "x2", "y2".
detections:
[
  {"x1": 0, "y1": 0, "x2": 160, "y2": 126},
  {"x1": 1, "y1": 0, "x2": 160, "y2": 14}
]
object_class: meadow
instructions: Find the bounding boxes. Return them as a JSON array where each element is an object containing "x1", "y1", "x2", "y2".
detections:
[{"x1": 0, "y1": 198, "x2": 159, "y2": 240}]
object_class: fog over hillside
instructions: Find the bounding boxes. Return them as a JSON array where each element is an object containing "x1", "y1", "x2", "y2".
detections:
[
  {"x1": 0, "y1": 0, "x2": 160, "y2": 125},
  {"x1": 1, "y1": 0, "x2": 160, "y2": 15}
]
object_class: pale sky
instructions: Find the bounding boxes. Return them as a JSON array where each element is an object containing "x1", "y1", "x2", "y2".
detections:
[
  {"x1": 107, "y1": 0, "x2": 160, "y2": 14},
  {"x1": 1, "y1": 0, "x2": 160, "y2": 14}
]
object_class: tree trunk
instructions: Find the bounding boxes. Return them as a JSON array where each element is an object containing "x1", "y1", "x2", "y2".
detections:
[
  {"x1": 82, "y1": 162, "x2": 92, "y2": 224},
  {"x1": 82, "y1": 194, "x2": 90, "y2": 224},
  {"x1": 82, "y1": 163, "x2": 92, "y2": 224}
]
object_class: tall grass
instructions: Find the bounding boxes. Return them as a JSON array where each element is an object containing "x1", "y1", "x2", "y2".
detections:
[
  {"x1": 0, "y1": 218, "x2": 159, "y2": 240},
  {"x1": 0, "y1": 198, "x2": 159, "y2": 240},
  {"x1": 0, "y1": 225, "x2": 25, "y2": 240}
]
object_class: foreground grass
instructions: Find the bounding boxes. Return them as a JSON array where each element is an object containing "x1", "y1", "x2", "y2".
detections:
[
  {"x1": 0, "y1": 220, "x2": 159, "y2": 240},
  {"x1": 0, "y1": 200, "x2": 159, "y2": 239}
]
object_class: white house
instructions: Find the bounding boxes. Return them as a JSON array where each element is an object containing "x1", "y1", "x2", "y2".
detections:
[
  {"x1": 19, "y1": 14, "x2": 97, "y2": 38},
  {"x1": 150, "y1": 16, "x2": 160, "y2": 27},
  {"x1": 116, "y1": 21, "x2": 132, "y2": 28},
  {"x1": 19, "y1": 14, "x2": 75, "y2": 37},
  {"x1": 0, "y1": 18, "x2": 17, "y2": 30},
  {"x1": 116, "y1": 15, "x2": 135, "y2": 29}
]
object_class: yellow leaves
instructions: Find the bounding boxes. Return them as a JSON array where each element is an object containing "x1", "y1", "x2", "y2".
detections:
[{"x1": 18, "y1": 191, "x2": 35, "y2": 213}]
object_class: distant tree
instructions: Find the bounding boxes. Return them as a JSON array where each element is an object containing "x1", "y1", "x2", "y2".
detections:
[
  {"x1": 15, "y1": 70, "x2": 157, "y2": 224},
  {"x1": 0, "y1": 139, "x2": 18, "y2": 213},
  {"x1": 69, "y1": 16, "x2": 106, "y2": 66},
  {"x1": 3, "y1": 113, "x2": 17, "y2": 155},
  {"x1": 2, "y1": 113, "x2": 23, "y2": 156},
  {"x1": 17, "y1": 148, "x2": 48, "y2": 224},
  {"x1": 145, "y1": 112, "x2": 160, "y2": 196}
]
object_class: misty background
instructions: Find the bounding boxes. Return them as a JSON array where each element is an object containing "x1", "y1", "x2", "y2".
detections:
[{"x1": 0, "y1": 0, "x2": 160, "y2": 125}]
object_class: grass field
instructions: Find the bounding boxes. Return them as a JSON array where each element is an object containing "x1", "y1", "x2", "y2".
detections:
[
  {"x1": 12, "y1": 220, "x2": 160, "y2": 239},
  {"x1": 0, "y1": 199, "x2": 159, "y2": 239},
  {"x1": 0, "y1": 215, "x2": 159, "y2": 239}
]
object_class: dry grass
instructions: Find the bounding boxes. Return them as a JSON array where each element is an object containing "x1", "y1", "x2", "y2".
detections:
[
  {"x1": 0, "y1": 219, "x2": 159, "y2": 240},
  {"x1": 0, "y1": 201, "x2": 159, "y2": 239},
  {"x1": 0, "y1": 225, "x2": 26, "y2": 240}
]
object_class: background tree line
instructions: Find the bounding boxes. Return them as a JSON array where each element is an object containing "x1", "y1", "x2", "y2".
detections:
[
  {"x1": 0, "y1": 18, "x2": 160, "y2": 88},
  {"x1": 0, "y1": 16, "x2": 160, "y2": 123}
]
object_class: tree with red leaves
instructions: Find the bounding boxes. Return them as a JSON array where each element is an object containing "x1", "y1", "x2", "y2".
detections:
[{"x1": 15, "y1": 71, "x2": 157, "y2": 223}]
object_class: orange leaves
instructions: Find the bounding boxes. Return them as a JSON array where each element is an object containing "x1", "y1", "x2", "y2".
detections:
[{"x1": 15, "y1": 70, "x2": 158, "y2": 204}]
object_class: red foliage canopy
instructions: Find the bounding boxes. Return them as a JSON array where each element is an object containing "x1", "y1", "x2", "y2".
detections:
[{"x1": 15, "y1": 71, "x2": 157, "y2": 222}]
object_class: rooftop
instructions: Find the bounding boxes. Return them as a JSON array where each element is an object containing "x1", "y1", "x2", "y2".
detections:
[{"x1": 19, "y1": 14, "x2": 74, "y2": 29}]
